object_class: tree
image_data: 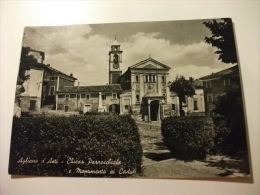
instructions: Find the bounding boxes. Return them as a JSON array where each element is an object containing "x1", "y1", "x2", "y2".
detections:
[
  {"x1": 169, "y1": 76, "x2": 195, "y2": 116},
  {"x1": 213, "y1": 88, "x2": 247, "y2": 151},
  {"x1": 203, "y1": 18, "x2": 238, "y2": 64},
  {"x1": 213, "y1": 88, "x2": 243, "y2": 121}
]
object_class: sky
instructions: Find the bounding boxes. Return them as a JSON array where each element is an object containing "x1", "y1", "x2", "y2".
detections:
[{"x1": 22, "y1": 19, "x2": 234, "y2": 86}]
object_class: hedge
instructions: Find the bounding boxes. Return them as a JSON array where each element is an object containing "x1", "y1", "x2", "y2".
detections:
[
  {"x1": 213, "y1": 117, "x2": 247, "y2": 154},
  {"x1": 161, "y1": 117, "x2": 215, "y2": 160},
  {"x1": 9, "y1": 114, "x2": 142, "y2": 177}
]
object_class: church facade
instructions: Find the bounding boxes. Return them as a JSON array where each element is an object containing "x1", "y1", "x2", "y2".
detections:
[
  {"x1": 107, "y1": 38, "x2": 173, "y2": 121},
  {"x1": 118, "y1": 57, "x2": 173, "y2": 121}
]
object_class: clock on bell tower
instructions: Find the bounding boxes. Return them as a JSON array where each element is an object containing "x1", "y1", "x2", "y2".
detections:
[{"x1": 109, "y1": 36, "x2": 123, "y2": 84}]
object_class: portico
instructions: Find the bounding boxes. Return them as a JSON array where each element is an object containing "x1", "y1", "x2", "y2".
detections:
[{"x1": 141, "y1": 92, "x2": 165, "y2": 122}]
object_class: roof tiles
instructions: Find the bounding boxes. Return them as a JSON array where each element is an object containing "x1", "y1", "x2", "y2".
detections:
[{"x1": 58, "y1": 84, "x2": 122, "y2": 93}]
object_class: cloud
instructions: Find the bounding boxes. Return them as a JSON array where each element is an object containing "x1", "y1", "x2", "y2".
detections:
[{"x1": 21, "y1": 24, "x2": 232, "y2": 86}]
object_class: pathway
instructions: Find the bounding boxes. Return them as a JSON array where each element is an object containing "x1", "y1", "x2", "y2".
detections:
[{"x1": 135, "y1": 120, "x2": 250, "y2": 179}]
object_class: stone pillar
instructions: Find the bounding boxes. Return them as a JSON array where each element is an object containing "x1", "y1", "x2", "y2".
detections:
[
  {"x1": 98, "y1": 92, "x2": 103, "y2": 112},
  {"x1": 55, "y1": 93, "x2": 58, "y2": 111},
  {"x1": 158, "y1": 102, "x2": 161, "y2": 121}
]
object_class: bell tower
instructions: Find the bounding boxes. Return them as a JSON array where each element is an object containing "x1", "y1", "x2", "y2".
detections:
[{"x1": 109, "y1": 36, "x2": 123, "y2": 84}]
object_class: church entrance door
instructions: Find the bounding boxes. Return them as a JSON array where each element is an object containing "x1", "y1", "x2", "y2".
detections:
[{"x1": 150, "y1": 100, "x2": 159, "y2": 121}]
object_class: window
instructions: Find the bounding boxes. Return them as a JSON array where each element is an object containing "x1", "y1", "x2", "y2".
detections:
[
  {"x1": 112, "y1": 93, "x2": 117, "y2": 99},
  {"x1": 194, "y1": 99, "x2": 198, "y2": 110},
  {"x1": 162, "y1": 76, "x2": 165, "y2": 82},
  {"x1": 135, "y1": 75, "x2": 139, "y2": 82},
  {"x1": 207, "y1": 94, "x2": 213, "y2": 102},
  {"x1": 172, "y1": 104, "x2": 175, "y2": 110},
  {"x1": 149, "y1": 74, "x2": 152, "y2": 82},
  {"x1": 123, "y1": 99, "x2": 130, "y2": 111},
  {"x1": 65, "y1": 95, "x2": 70, "y2": 100},
  {"x1": 102, "y1": 94, "x2": 106, "y2": 100},
  {"x1": 77, "y1": 95, "x2": 80, "y2": 100},
  {"x1": 29, "y1": 100, "x2": 36, "y2": 111},
  {"x1": 81, "y1": 94, "x2": 85, "y2": 99},
  {"x1": 81, "y1": 94, "x2": 90, "y2": 100},
  {"x1": 206, "y1": 81, "x2": 212, "y2": 88},
  {"x1": 49, "y1": 86, "x2": 55, "y2": 95},
  {"x1": 136, "y1": 94, "x2": 140, "y2": 102},
  {"x1": 145, "y1": 74, "x2": 156, "y2": 82},
  {"x1": 153, "y1": 75, "x2": 156, "y2": 82},
  {"x1": 223, "y1": 78, "x2": 231, "y2": 86},
  {"x1": 58, "y1": 94, "x2": 65, "y2": 98},
  {"x1": 70, "y1": 94, "x2": 76, "y2": 99},
  {"x1": 50, "y1": 76, "x2": 56, "y2": 81},
  {"x1": 209, "y1": 109, "x2": 214, "y2": 117}
]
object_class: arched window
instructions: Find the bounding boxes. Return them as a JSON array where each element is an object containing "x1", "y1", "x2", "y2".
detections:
[
  {"x1": 135, "y1": 75, "x2": 139, "y2": 82},
  {"x1": 136, "y1": 94, "x2": 140, "y2": 102},
  {"x1": 113, "y1": 54, "x2": 118, "y2": 63},
  {"x1": 162, "y1": 75, "x2": 165, "y2": 82}
]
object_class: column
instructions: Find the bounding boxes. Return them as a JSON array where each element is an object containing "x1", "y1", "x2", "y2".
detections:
[
  {"x1": 98, "y1": 92, "x2": 103, "y2": 112},
  {"x1": 55, "y1": 93, "x2": 58, "y2": 111},
  {"x1": 148, "y1": 100, "x2": 151, "y2": 122}
]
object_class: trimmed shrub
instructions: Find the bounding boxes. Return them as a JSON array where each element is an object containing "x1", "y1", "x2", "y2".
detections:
[
  {"x1": 161, "y1": 117, "x2": 215, "y2": 161},
  {"x1": 213, "y1": 116, "x2": 247, "y2": 155},
  {"x1": 9, "y1": 114, "x2": 142, "y2": 177}
]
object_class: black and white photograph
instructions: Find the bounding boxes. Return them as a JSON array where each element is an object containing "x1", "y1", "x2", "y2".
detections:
[{"x1": 9, "y1": 18, "x2": 251, "y2": 179}]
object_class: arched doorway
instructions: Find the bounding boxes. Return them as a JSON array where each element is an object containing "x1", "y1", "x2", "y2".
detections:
[
  {"x1": 150, "y1": 100, "x2": 160, "y2": 121},
  {"x1": 109, "y1": 104, "x2": 120, "y2": 114}
]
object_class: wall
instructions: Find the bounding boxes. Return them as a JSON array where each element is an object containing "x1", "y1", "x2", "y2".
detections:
[
  {"x1": 57, "y1": 92, "x2": 120, "y2": 111},
  {"x1": 20, "y1": 67, "x2": 44, "y2": 112}
]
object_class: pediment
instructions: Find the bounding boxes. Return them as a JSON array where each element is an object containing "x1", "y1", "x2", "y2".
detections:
[{"x1": 129, "y1": 58, "x2": 170, "y2": 70}]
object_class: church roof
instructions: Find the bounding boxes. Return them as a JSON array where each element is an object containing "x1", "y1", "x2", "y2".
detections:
[
  {"x1": 58, "y1": 84, "x2": 122, "y2": 93},
  {"x1": 129, "y1": 57, "x2": 171, "y2": 70}
]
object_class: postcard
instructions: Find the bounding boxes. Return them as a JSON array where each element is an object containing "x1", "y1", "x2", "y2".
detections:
[{"x1": 9, "y1": 18, "x2": 250, "y2": 179}]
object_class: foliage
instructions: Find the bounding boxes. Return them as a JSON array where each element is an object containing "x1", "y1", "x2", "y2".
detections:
[
  {"x1": 213, "y1": 88, "x2": 247, "y2": 151},
  {"x1": 213, "y1": 89, "x2": 244, "y2": 120},
  {"x1": 169, "y1": 76, "x2": 195, "y2": 116},
  {"x1": 9, "y1": 114, "x2": 143, "y2": 177},
  {"x1": 203, "y1": 18, "x2": 237, "y2": 64},
  {"x1": 213, "y1": 117, "x2": 247, "y2": 154},
  {"x1": 212, "y1": 117, "x2": 232, "y2": 154},
  {"x1": 161, "y1": 117, "x2": 215, "y2": 160}
]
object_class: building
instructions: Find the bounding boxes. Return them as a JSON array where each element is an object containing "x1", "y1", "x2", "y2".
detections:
[
  {"x1": 169, "y1": 79, "x2": 205, "y2": 117},
  {"x1": 185, "y1": 80, "x2": 205, "y2": 116},
  {"x1": 118, "y1": 57, "x2": 172, "y2": 121},
  {"x1": 199, "y1": 65, "x2": 241, "y2": 116},
  {"x1": 19, "y1": 48, "x2": 76, "y2": 113},
  {"x1": 56, "y1": 84, "x2": 122, "y2": 113},
  {"x1": 42, "y1": 65, "x2": 77, "y2": 107}
]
